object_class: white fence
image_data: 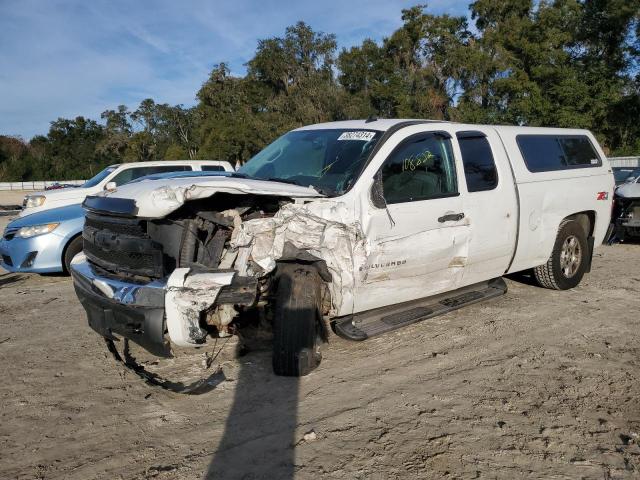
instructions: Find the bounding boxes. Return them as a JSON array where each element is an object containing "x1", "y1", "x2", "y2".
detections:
[
  {"x1": 0, "y1": 180, "x2": 85, "y2": 191},
  {"x1": 608, "y1": 157, "x2": 640, "y2": 168}
]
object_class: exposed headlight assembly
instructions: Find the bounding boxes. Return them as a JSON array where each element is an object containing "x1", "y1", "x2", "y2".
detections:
[
  {"x1": 17, "y1": 223, "x2": 59, "y2": 238},
  {"x1": 24, "y1": 195, "x2": 46, "y2": 208}
]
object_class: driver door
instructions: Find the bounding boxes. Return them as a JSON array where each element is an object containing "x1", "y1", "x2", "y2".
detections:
[{"x1": 354, "y1": 131, "x2": 470, "y2": 313}]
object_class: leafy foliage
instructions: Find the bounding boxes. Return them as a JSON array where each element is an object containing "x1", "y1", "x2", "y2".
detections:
[{"x1": 2, "y1": 2, "x2": 639, "y2": 181}]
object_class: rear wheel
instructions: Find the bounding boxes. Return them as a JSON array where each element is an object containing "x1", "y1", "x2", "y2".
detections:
[
  {"x1": 534, "y1": 220, "x2": 589, "y2": 290},
  {"x1": 63, "y1": 236, "x2": 83, "y2": 274},
  {"x1": 272, "y1": 264, "x2": 323, "y2": 377}
]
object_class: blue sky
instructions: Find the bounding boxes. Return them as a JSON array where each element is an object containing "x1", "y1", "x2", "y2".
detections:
[{"x1": 0, "y1": 0, "x2": 471, "y2": 139}]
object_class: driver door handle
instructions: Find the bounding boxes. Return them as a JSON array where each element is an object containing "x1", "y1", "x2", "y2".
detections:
[{"x1": 438, "y1": 212, "x2": 465, "y2": 223}]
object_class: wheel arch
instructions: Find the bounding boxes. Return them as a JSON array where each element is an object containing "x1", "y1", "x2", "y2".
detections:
[
  {"x1": 274, "y1": 244, "x2": 332, "y2": 284},
  {"x1": 564, "y1": 210, "x2": 595, "y2": 237},
  {"x1": 61, "y1": 232, "x2": 83, "y2": 272}
]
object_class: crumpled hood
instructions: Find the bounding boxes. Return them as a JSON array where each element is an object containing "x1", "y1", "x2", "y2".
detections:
[
  {"x1": 101, "y1": 175, "x2": 324, "y2": 218},
  {"x1": 616, "y1": 182, "x2": 640, "y2": 199}
]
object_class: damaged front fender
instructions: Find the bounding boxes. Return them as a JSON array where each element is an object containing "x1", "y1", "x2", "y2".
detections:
[
  {"x1": 231, "y1": 203, "x2": 366, "y2": 315},
  {"x1": 165, "y1": 269, "x2": 235, "y2": 347}
]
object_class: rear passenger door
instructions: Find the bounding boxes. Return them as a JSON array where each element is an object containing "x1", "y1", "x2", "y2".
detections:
[{"x1": 454, "y1": 129, "x2": 518, "y2": 285}]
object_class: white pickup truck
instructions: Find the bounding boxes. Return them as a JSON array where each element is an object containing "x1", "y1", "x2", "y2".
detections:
[{"x1": 70, "y1": 120, "x2": 613, "y2": 378}]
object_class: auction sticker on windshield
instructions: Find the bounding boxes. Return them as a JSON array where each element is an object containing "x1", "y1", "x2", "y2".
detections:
[{"x1": 337, "y1": 131, "x2": 376, "y2": 141}]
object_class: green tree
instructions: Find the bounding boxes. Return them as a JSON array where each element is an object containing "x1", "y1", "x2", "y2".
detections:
[
  {"x1": 3, "y1": 2, "x2": 640, "y2": 181},
  {"x1": 44, "y1": 116, "x2": 109, "y2": 178}
]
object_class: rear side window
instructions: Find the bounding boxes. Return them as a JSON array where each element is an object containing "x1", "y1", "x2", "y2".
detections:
[
  {"x1": 149, "y1": 165, "x2": 192, "y2": 174},
  {"x1": 517, "y1": 135, "x2": 601, "y2": 172},
  {"x1": 201, "y1": 165, "x2": 225, "y2": 171},
  {"x1": 457, "y1": 132, "x2": 498, "y2": 192}
]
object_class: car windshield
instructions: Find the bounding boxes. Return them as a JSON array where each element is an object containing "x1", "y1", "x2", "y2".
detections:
[
  {"x1": 238, "y1": 129, "x2": 382, "y2": 195},
  {"x1": 82, "y1": 166, "x2": 117, "y2": 188},
  {"x1": 623, "y1": 167, "x2": 640, "y2": 184}
]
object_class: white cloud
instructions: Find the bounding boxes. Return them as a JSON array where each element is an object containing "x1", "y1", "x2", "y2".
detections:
[{"x1": 0, "y1": 0, "x2": 470, "y2": 139}]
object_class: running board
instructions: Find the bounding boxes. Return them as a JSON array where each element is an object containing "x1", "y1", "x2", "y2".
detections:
[{"x1": 334, "y1": 278, "x2": 507, "y2": 341}]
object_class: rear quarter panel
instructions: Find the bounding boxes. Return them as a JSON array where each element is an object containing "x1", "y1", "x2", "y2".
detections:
[{"x1": 496, "y1": 128, "x2": 614, "y2": 273}]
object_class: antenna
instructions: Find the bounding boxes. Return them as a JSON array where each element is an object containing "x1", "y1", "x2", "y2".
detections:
[{"x1": 365, "y1": 115, "x2": 378, "y2": 123}]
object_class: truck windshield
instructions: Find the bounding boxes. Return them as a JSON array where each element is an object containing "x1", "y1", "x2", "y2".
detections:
[
  {"x1": 82, "y1": 166, "x2": 117, "y2": 188},
  {"x1": 238, "y1": 129, "x2": 382, "y2": 195}
]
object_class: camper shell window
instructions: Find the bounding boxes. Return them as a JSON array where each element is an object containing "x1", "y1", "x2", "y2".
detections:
[{"x1": 516, "y1": 135, "x2": 601, "y2": 173}]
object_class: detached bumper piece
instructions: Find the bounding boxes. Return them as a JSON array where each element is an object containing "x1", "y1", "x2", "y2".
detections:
[
  {"x1": 71, "y1": 254, "x2": 259, "y2": 358},
  {"x1": 77, "y1": 290, "x2": 168, "y2": 355},
  {"x1": 335, "y1": 278, "x2": 507, "y2": 341}
]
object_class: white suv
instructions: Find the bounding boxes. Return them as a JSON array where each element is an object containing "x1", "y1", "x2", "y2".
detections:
[{"x1": 20, "y1": 160, "x2": 235, "y2": 217}]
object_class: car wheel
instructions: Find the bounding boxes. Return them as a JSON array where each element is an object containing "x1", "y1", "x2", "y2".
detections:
[
  {"x1": 63, "y1": 236, "x2": 83, "y2": 274},
  {"x1": 534, "y1": 220, "x2": 589, "y2": 290},
  {"x1": 272, "y1": 264, "x2": 323, "y2": 377}
]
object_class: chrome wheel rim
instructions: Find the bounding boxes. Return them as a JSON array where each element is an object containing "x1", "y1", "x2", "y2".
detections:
[{"x1": 560, "y1": 235, "x2": 582, "y2": 278}]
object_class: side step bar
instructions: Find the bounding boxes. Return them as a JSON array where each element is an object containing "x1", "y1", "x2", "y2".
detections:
[{"x1": 335, "y1": 278, "x2": 507, "y2": 341}]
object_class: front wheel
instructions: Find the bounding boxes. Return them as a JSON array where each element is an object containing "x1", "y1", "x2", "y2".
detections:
[
  {"x1": 534, "y1": 220, "x2": 589, "y2": 290},
  {"x1": 272, "y1": 264, "x2": 324, "y2": 377},
  {"x1": 63, "y1": 236, "x2": 83, "y2": 274}
]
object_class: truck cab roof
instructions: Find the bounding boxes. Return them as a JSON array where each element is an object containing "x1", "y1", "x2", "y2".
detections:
[{"x1": 295, "y1": 118, "x2": 594, "y2": 137}]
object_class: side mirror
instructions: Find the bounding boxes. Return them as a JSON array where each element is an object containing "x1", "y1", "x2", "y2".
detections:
[
  {"x1": 104, "y1": 181, "x2": 117, "y2": 191},
  {"x1": 370, "y1": 171, "x2": 386, "y2": 209}
]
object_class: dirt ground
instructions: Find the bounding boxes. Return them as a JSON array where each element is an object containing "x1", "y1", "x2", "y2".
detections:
[{"x1": 1, "y1": 202, "x2": 640, "y2": 479}]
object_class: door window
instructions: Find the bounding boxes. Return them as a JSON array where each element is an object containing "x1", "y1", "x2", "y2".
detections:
[
  {"x1": 381, "y1": 133, "x2": 458, "y2": 204},
  {"x1": 457, "y1": 132, "x2": 498, "y2": 192}
]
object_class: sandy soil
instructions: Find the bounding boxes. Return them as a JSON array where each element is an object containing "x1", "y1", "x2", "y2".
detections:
[{"x1": 1, "y1": 210, "x2": 639, "y2": 479}]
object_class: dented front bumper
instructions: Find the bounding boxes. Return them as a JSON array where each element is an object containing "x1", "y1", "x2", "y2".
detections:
[
  {"x1": 71, "y1": 253, "x2": 171, "y2": 356},
  {"x1": 70, "y1": 253, "x2": 257, "y2": 357}
]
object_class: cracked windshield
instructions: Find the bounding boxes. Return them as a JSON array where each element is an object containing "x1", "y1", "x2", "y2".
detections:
[{"x1": 238, "y1": 129, "x2": 382, "y2": 195}]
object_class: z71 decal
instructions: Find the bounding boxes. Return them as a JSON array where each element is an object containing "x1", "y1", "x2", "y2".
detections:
[{"x1": 596, "y1": 192, "x2": 609, "y2": 201}]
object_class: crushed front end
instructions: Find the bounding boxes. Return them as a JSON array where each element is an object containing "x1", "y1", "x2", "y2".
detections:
[{"x1": 71, "y1": 193, "x2": 286, "y2": 358}]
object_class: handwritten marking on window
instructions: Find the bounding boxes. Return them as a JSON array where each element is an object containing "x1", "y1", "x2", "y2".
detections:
[{"x1": 402, "y1": 150, "x2": 435, "y2": 172}]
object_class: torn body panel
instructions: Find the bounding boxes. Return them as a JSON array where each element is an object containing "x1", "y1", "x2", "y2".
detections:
[
  {"x1": 165, "y1": 269, "x2": 235, "y2": 347},
  {"x1": 101, "y1": 176, "x2": 323, "y2": 218},
  {"x1": 231, "y1": 202, "x2": 365, "y2": 316},
  {"x1": 82, "y1": 186, "x2": 357, "y2": 352},
  {"x1": 121, "y1": 198, "x2": 364, "y2": 350}
]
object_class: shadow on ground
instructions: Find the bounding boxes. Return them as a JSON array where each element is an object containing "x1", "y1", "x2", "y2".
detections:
[
  {"x1": 205, "y1": 342, "x2": 300, "y2": 479},
  {"x1": 0, "y1": 273, "x2": 27, "y2": 288},
  {"x1": 504, "y1": 269, "x2": 539, "y2": 286}
]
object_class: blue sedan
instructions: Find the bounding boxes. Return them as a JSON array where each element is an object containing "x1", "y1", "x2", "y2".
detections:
[{"x1": 1, "y1": 203, "x2": 85, "y2": 273}]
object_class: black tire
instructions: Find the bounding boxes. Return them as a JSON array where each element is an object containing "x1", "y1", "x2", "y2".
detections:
[
  {"x1": 63, "y1": 235, "x2": 83, "y2": 274},
  {"x1": 533, "y1": 220, "x2": 589, "y2": 290},
  {"x1": 272, "y1": 264, "x2": 323, "y2": 377}
]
